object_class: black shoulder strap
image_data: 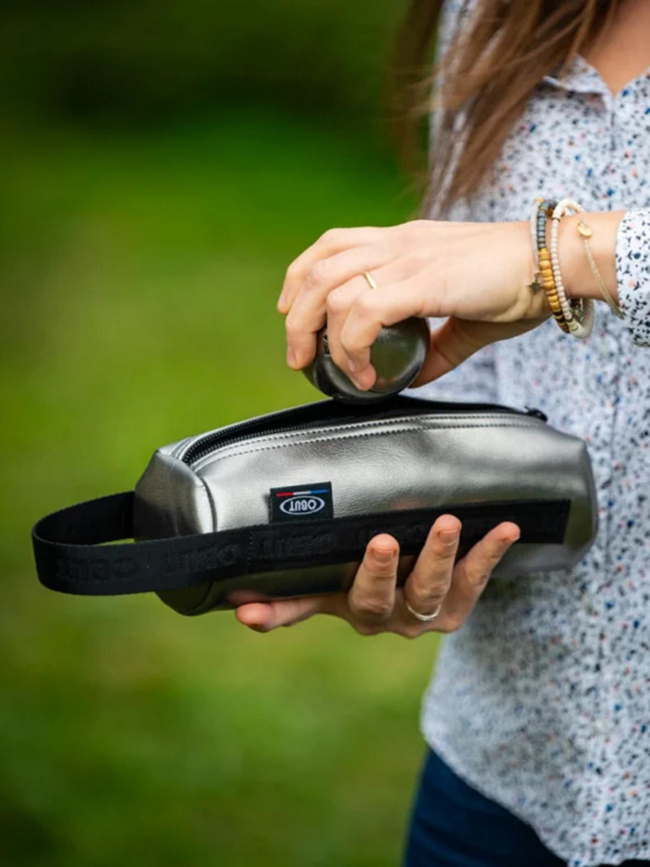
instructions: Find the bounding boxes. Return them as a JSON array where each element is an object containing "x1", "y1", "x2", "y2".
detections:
[
  {"x1": 32, "y1": 492, "x2": 571, "y2": 598},
  {"x1": 32, "y1": 492, "x2": 255, "y2": 596}
]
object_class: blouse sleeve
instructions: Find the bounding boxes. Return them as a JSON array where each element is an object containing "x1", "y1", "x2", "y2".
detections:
[{"x1": 616, "y1": 208, "x2": 650, "y2": 347}]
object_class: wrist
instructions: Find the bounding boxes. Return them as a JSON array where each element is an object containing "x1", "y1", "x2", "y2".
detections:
[{"x1": 515, "y1": 220, "x2": 553, "y2": 320}]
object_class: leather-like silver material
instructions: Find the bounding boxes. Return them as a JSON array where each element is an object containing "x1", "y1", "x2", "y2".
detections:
[{"x1": 133, "y1": 408, "x2": 597, "y2": 616}]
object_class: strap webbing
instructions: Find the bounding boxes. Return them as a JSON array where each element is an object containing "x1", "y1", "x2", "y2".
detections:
[{"x1": 32, "y1": 492, "x2": 570, "y2": 597}]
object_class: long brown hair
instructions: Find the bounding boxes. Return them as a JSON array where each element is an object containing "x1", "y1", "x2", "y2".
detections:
[{"x1": 391, "y1": 0, "x2": 618, "y2": 215}]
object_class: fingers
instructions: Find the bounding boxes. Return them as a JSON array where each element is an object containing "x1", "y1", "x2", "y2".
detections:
[
  {"x1": 323, "y1": 280, "x2": 368, "y2": 375},
  {"x1": 347, "y1": 534, "x2": 400, "y2": 625},
  {"x1": 235, "y1": 596, "x2": 334, "y2": 632},
  {"x1": 287, "y1": 264, "x2": 422, "y2": 383},
  {"x1": 284, "y1": 244, "x2": 398, "y2": 370},
  {"x1": 237, "y1": 534, "x2": 400, "y2": 637},
  {"x1": 285, "y1": 271, "x2": 367, "y2": 371},
  {"x1": 235, "y1": 523, "x2": 520, "y2": 638},
  {"x1": 278, "y1": 227, "x2": 385, "y2": 314},
  {"x1": 324, "y1": 262, "x2": 413, "y2": 383},
  {"x1": 403, "y1": 515, "x2": 460, "y2": 616},
  {"x1": 338, "y1": 278, "x2": 432, "y2": 382},
  {"x1": 442, "y1": 522, "x2": 520, "y2": 629}
]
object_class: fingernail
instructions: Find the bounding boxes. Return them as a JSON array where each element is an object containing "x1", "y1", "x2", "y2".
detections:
[
  {"x1": 440, "y1": 530, "x2": 459, "y2": 544},
  {"x1": 277, "y1": 293, "x2": 286, "y2": 310},
  {"x1": 373, "y1": 548, "x2": 395, "y2": 565},
  {"x1": 348, "y1": 358, "x2": 361, "y2": 373},
  {"x1": 287, "y1": 347, "x2": 296, "y2": 367}
]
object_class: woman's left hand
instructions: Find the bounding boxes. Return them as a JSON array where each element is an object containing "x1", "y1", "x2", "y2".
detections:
[
  {"x1": 234, "y1": 516, "x2": 520, "y2": 638},
  {"x1": 278, "y1": 219, "x2": 551, "y2": 389}
]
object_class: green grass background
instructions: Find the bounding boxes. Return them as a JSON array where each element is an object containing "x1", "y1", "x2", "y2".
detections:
[{"x1": 0, "y1": 111, "x2": 442, "y2": 866}]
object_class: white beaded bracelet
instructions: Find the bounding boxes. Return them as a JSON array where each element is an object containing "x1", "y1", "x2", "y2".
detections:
[{"x1": 550, "y1": 198, "x2": 595, "y2": 340}]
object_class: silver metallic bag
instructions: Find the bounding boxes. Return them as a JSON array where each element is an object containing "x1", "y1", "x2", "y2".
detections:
[{"x1": 32, "y1": 395, "x2": 598, "y2": 616}]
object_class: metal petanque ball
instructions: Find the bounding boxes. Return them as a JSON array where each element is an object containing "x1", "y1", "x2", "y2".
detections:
[{"x1": 303, "y1": 317, "x2": 431, "y2": 403}]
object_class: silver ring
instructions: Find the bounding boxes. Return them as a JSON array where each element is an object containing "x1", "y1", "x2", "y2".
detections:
[
  {"x1": 362, "y1": 270, "x2": 378, "y2": 291},
  {"x1": 405, "y1": 600, "x2": 442, "y2": 623}
]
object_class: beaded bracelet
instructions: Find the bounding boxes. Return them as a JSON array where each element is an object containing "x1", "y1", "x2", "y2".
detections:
[
  {"x1": 529, "y1": 197, "x2": 571, "y2": 334},
  {"x1": 550, "y1": 199, "x2": 595, "y2": 340}
]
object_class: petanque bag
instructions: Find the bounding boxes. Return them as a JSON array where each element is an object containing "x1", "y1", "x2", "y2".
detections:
[{"x1": 31, "y1": 395, "x2": 598, "y2": 616}]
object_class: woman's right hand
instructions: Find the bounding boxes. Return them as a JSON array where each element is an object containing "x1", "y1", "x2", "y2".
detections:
[
  {"x1": 235, "y1": 515, "x2": 520, "y2": 638},
  {"x1": 277, "y1": 219, "x2": 550, "y2": 390}
]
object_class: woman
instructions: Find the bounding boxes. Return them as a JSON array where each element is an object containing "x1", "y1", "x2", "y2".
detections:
[{"x1": 236, "y1": 1, "x2": 650, "y2": 864}]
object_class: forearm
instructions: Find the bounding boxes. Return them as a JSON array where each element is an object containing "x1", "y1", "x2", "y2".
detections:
[{"x1": 558, "y1": 210, "x2": 626, "y2": 304}]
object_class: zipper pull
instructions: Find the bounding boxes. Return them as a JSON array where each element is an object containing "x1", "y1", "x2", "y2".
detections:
[{"x1": 525, "y1": 406, "x2": 548, "y2": 422}]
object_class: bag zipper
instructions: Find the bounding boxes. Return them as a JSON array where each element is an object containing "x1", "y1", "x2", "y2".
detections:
[
  {"x1": 180, "y1": 398, "x2": 547, "y2": 466},
  {"x1": 179, "y1": 396, "x2": 547, "y2": 467}
]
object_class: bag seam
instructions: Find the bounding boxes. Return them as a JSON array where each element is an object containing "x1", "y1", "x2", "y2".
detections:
[
  {"x1": 183, "y1": 412, "x2": 537, "y2": 465},
  {"x1": 192, "y1": 420, "x2": 539, "y2": 471}
]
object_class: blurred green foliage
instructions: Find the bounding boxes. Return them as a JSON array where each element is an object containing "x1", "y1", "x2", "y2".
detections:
[
  {"x1": 0, "y1": 0, "x2": 442, "y2": 862},
  {"x1": 0, "y1": 0, "x2": 405, "y2": 127},
  {"x1": 0, "y1": 109, "x2": 439, "y2": 867}
]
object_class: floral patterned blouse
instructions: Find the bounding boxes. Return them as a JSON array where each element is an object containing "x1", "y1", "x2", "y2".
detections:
[{"x1": 415, "y1": 3, "x2": 650, "y2": 865}]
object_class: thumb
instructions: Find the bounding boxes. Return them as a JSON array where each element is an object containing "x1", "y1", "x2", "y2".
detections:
[
  {"x1": 411, "y1": 318, "x2": 489, "y2": 387},
  {"x1": 235, "y1": 596, "x2": 330, "y2": 632},
  {"x1": 411, "y1": 318, "x2": 539, "y2": 387}
]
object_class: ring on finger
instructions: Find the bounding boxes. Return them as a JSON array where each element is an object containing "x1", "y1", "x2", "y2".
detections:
[
  {"x1": 405, "y1": 599, "x2": 443, "y2": 623},
  {"x1": 362, "y1": 270, "x2": 378, "y2": 291}
]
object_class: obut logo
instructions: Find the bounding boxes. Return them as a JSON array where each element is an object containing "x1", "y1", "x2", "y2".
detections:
[
  {"x1": 280, "y1": 494, "x2": 326, "y2": 516},
  {"x1": 270, "y1": 482, "x2": 333, "y2": 523}
]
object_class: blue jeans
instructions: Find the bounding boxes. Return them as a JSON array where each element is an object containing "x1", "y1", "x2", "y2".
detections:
[{"x1": 404, "y1": 748, "x2": 648, "y2": 867}]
